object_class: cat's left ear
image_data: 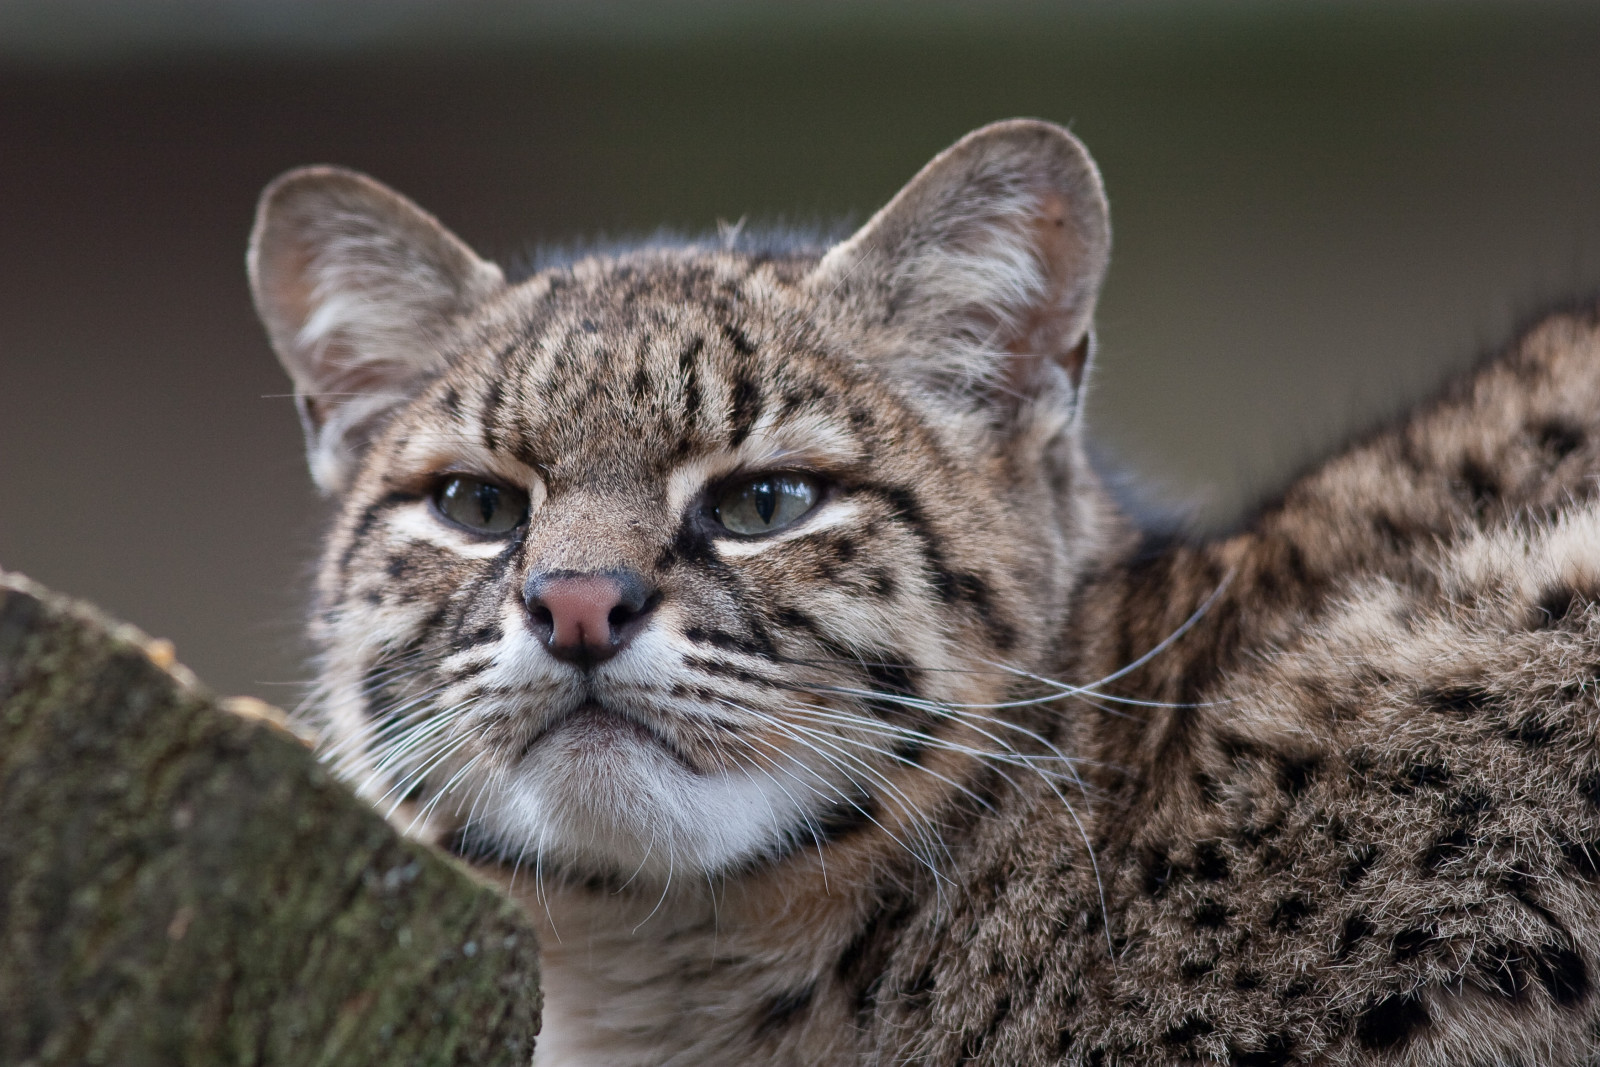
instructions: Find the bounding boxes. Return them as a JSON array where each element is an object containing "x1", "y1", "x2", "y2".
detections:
[{"x1": 810, "y1": 119, "x2": 1110, "y2": 409}]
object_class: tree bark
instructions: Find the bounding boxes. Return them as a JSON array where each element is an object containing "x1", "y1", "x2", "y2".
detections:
[{"x1": 0, "y1": 570, "x2": 540, "y2": 1066}]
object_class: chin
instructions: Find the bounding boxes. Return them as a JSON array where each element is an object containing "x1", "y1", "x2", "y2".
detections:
[{"x1": 474, "y1": 710, "x2": 816, "y2": 883}]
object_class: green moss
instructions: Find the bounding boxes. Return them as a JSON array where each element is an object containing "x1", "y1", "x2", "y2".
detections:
[{"x1": 0, "y1": 573, "x2": 540, "y2": 1066}]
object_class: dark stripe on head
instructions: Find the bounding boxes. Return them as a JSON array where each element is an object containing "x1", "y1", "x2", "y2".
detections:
[
  {"x1": 679, "y1": 336, "x2": 705, "y2": 422},
  {"x1": 727, "y1": 370, "x2": 764, "y2": 448},
  {"x1": 684, "y1": 625, "x2": 778, "y2": 660},
  {"x1": 856, "y1": 482, "x2": 1018, "y2": 649},
  {"x1": 721, "y1": 322, "x2": 757, "y2": 356},
  {"x1": 479, "y1": 379, "x2": 506, "y2": 451},
  {"x1": 340, "y1": 490, "x2": 421, "y2": 574}
]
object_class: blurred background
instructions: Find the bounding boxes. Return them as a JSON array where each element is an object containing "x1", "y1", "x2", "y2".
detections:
[{"x1": 2, "y1": 0, "x2": 1598, "y2": 704}]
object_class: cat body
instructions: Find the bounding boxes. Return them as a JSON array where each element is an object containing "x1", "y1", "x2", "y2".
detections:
[{"x1": 249, "y1": 120, "x2": 1600, "y2": 1064}]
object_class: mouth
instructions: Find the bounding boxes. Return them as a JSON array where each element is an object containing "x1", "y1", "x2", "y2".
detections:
[{"x1": 521, "y1": 700, "x2": 700, "y2": 772}]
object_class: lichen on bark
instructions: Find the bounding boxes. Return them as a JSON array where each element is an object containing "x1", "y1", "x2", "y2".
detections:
[{"x1": 0, "y1": 570, "x2": 541, "y2": 1066}]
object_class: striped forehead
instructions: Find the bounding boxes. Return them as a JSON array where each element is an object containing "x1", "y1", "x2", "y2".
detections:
[{"x1": 408, "y1": 273, "x2": 872, "y2": 491}]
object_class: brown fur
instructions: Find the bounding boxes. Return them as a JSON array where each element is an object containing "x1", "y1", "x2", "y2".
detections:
[{"x1": 250, "y1": 120, "x2": 1600, "y2": 1064}]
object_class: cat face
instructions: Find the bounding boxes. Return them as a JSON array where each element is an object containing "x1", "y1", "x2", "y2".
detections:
[{"x1": 250, "y1": 120, "x2": 1111, "y2": 883}]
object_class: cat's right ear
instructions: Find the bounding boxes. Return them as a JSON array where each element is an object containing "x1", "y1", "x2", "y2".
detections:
[{"x1": 248, "y1": 167, "x2": 504, "y2": 494}]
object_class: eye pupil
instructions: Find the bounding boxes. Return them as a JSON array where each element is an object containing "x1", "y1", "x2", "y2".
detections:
[
  {"x1": 714, "y1": 473, "x2": 821, "y2": 536},
  {"x1": 476, "y1": 483, "x2": 499, "y2": 524},
  {"x1": 753, "y1": 481, "x2": 777, "y2": 524}
]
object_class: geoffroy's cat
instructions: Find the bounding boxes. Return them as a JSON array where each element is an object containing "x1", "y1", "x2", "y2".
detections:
[{"x1": 250, "y1": 119, "x2": 1600, "y2": 1065}]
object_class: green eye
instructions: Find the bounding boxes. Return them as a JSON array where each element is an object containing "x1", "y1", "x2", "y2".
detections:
[
  {"x1": 714, "y1": 473, "x2": 822, "y2": 536},
  {"x1": 432, "y1": 476, "x2": 529, "y2": 535}
]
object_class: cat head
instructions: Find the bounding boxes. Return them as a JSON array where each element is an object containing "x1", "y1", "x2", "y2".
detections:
[{"x1": 250, "y1": 119, "x2": 1112, "y2": 885}]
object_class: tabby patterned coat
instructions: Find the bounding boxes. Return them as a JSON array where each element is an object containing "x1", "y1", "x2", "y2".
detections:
[{"x1": 249, "y1": 119, "x2": 1600, "y2": 1065}]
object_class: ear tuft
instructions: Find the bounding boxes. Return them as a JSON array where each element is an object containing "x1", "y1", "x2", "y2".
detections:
[
  {"x1": 811, "y1": 119, "x2": 1110, "y2": 411},
  {"x1": 248, "y1": 166, "x2": 504, "y2": 493}
]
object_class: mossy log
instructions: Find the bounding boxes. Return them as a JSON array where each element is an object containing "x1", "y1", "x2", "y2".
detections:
[{"x1": 0, "y1": 570, "x2": 540, "y2": 1066}]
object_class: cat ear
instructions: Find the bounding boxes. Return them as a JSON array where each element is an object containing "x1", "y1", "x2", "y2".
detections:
[
  {"x1": 248, "y1": 166, "x2": 505, "y2": 493},
  {"x1": 811, "y1": 119, "x2": 1110, "y2": 411}
]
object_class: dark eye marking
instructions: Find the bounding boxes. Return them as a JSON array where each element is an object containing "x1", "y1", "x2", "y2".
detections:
[{"x1": 431, "y1": 475, "x2": 530, "y2": 536}]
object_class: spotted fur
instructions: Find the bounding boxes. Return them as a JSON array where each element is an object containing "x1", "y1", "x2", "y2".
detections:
[{"x1": 252, "y1": 120, "x2": 1600, "y2": 1064}]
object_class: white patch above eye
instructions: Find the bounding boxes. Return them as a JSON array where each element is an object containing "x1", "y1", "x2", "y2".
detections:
[{"x1": 386, "y1": 502, "x2": 515, "y2": 558}]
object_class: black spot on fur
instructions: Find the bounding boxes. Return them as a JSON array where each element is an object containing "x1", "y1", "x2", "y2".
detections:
[
  {"x1": 1180, "y1": 957, "x2": 1217, "y2": 981},
  {"x1": 1269, "y1": 895, "x2": 1314, "y2": 933},
  {"x1": 1505, "y1": 714, "x2": 1562, "y2": 746},
  {"x1": 1447, "y1": 787, "x2": 1494, "y2": 819},
  {"x1": 1229, "y1": 1034, "x2": 1295, "y2": 1067},
  {"x1": 836, "y1": 890, "x2": 917, "y2": 1020},
  {"x1": 1278, "y1": 757, "x2": 1318, "y2": 799},
  {"x1": 1563, "y1": 840, "x2": 1600, "y2": 878},
  {"x1": 1143, "y1": 848, "x2": 1175, "y2": 898},
  {"x1": 867, "y1": 567, "x2": 897, "y2": 598},
  {"x1": 1340, "y1": 844, "x2": 1380, "y2": 888},
  {"x1": 1422, "y1": 683, "x2": 1495, "y2": 715},
  {"x1": 899, "y1": 964, "x2": 936, "y2": 1010},
  {"x1": 1421, "y1": 826, "x2": 1472, "y2": 872},
  {"x1": 1533, "y1": 584, "x2": 1583, "y2": 628},
  {"x1": 721, "y1": 321, "x2": 757, "y2": 356},
  {"x1": 973, "y1": 993, "x2": 1013, "y2": 1050},
  {"x1": 1338, "y1": 914, "x2": 1375, "y2": 959},
  {"x1": 1582, "y1": 774, "x2": 1600, "y2": 808},
  {"x1": 1535, "y1": 945, "x2": 1590, "y2": 1007},
  {"x1": 1162, "y1": 1013, "x2": 1215, "y2": 1046},
  {"x1": 1477, "y1": 943, "x2": 1528, "y2": 1000},
  {"x1": 1391, "y1": 927, "x2": 1436, "y2": 960},
  {"x1": 1402, "y1": 760, "x2": 1453, "y2": 790},
  {"x1": 461, "y1": 622, "x2": 501, "y2": 648},
  {"x1": 1356, "y1": 993, "x2": 1429, "y2": 1051},
  {"x1": 1536, "y1": 419, "x2": 1585, "y2": 460},
  {"x1": 1458, "y1": 457, "x2": 1499, "y2": 515},
  {"x1": 1233, "y1": 970, "x2": 1262, "y2": 991},
  {"x1": 754, "y1": 984, "x2": 815, "y2": 1037},
  {"x1": 1194, "y1": 841, "x2": 1230, "y2": 881},
  {"x1": 1192, "y1": 899, "x2": 1231, "y2": 929}
]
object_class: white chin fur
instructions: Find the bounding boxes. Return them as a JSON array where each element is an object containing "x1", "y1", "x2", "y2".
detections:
[{"x1": 474, "y1": 719, "x2": 816, "y2": 881}]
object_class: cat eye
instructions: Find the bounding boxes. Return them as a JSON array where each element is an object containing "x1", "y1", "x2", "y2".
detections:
[
  {"x1": 432, "y1": 475, "x2": 530, "y2": 535},
  {"x1": 713, "y1": 473, "x2": 822, "y2": 536}
]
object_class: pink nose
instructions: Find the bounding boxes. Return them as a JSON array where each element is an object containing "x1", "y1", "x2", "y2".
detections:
[{"x1": 523, "y1": 570, "x2": 655, "y2": 666}]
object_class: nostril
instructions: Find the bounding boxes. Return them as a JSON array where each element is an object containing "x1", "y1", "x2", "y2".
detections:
[
  {"x1": 528, "y1": 604, "x2": 554, "y2": 632},
  {"x1": 609, "y1": 590, "x2": 661, "y2": 632}
]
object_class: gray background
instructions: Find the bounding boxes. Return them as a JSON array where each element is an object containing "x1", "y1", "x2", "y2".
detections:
[{"x1": 2, "y1": 0, "x2": 1598, "y2": 705}]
